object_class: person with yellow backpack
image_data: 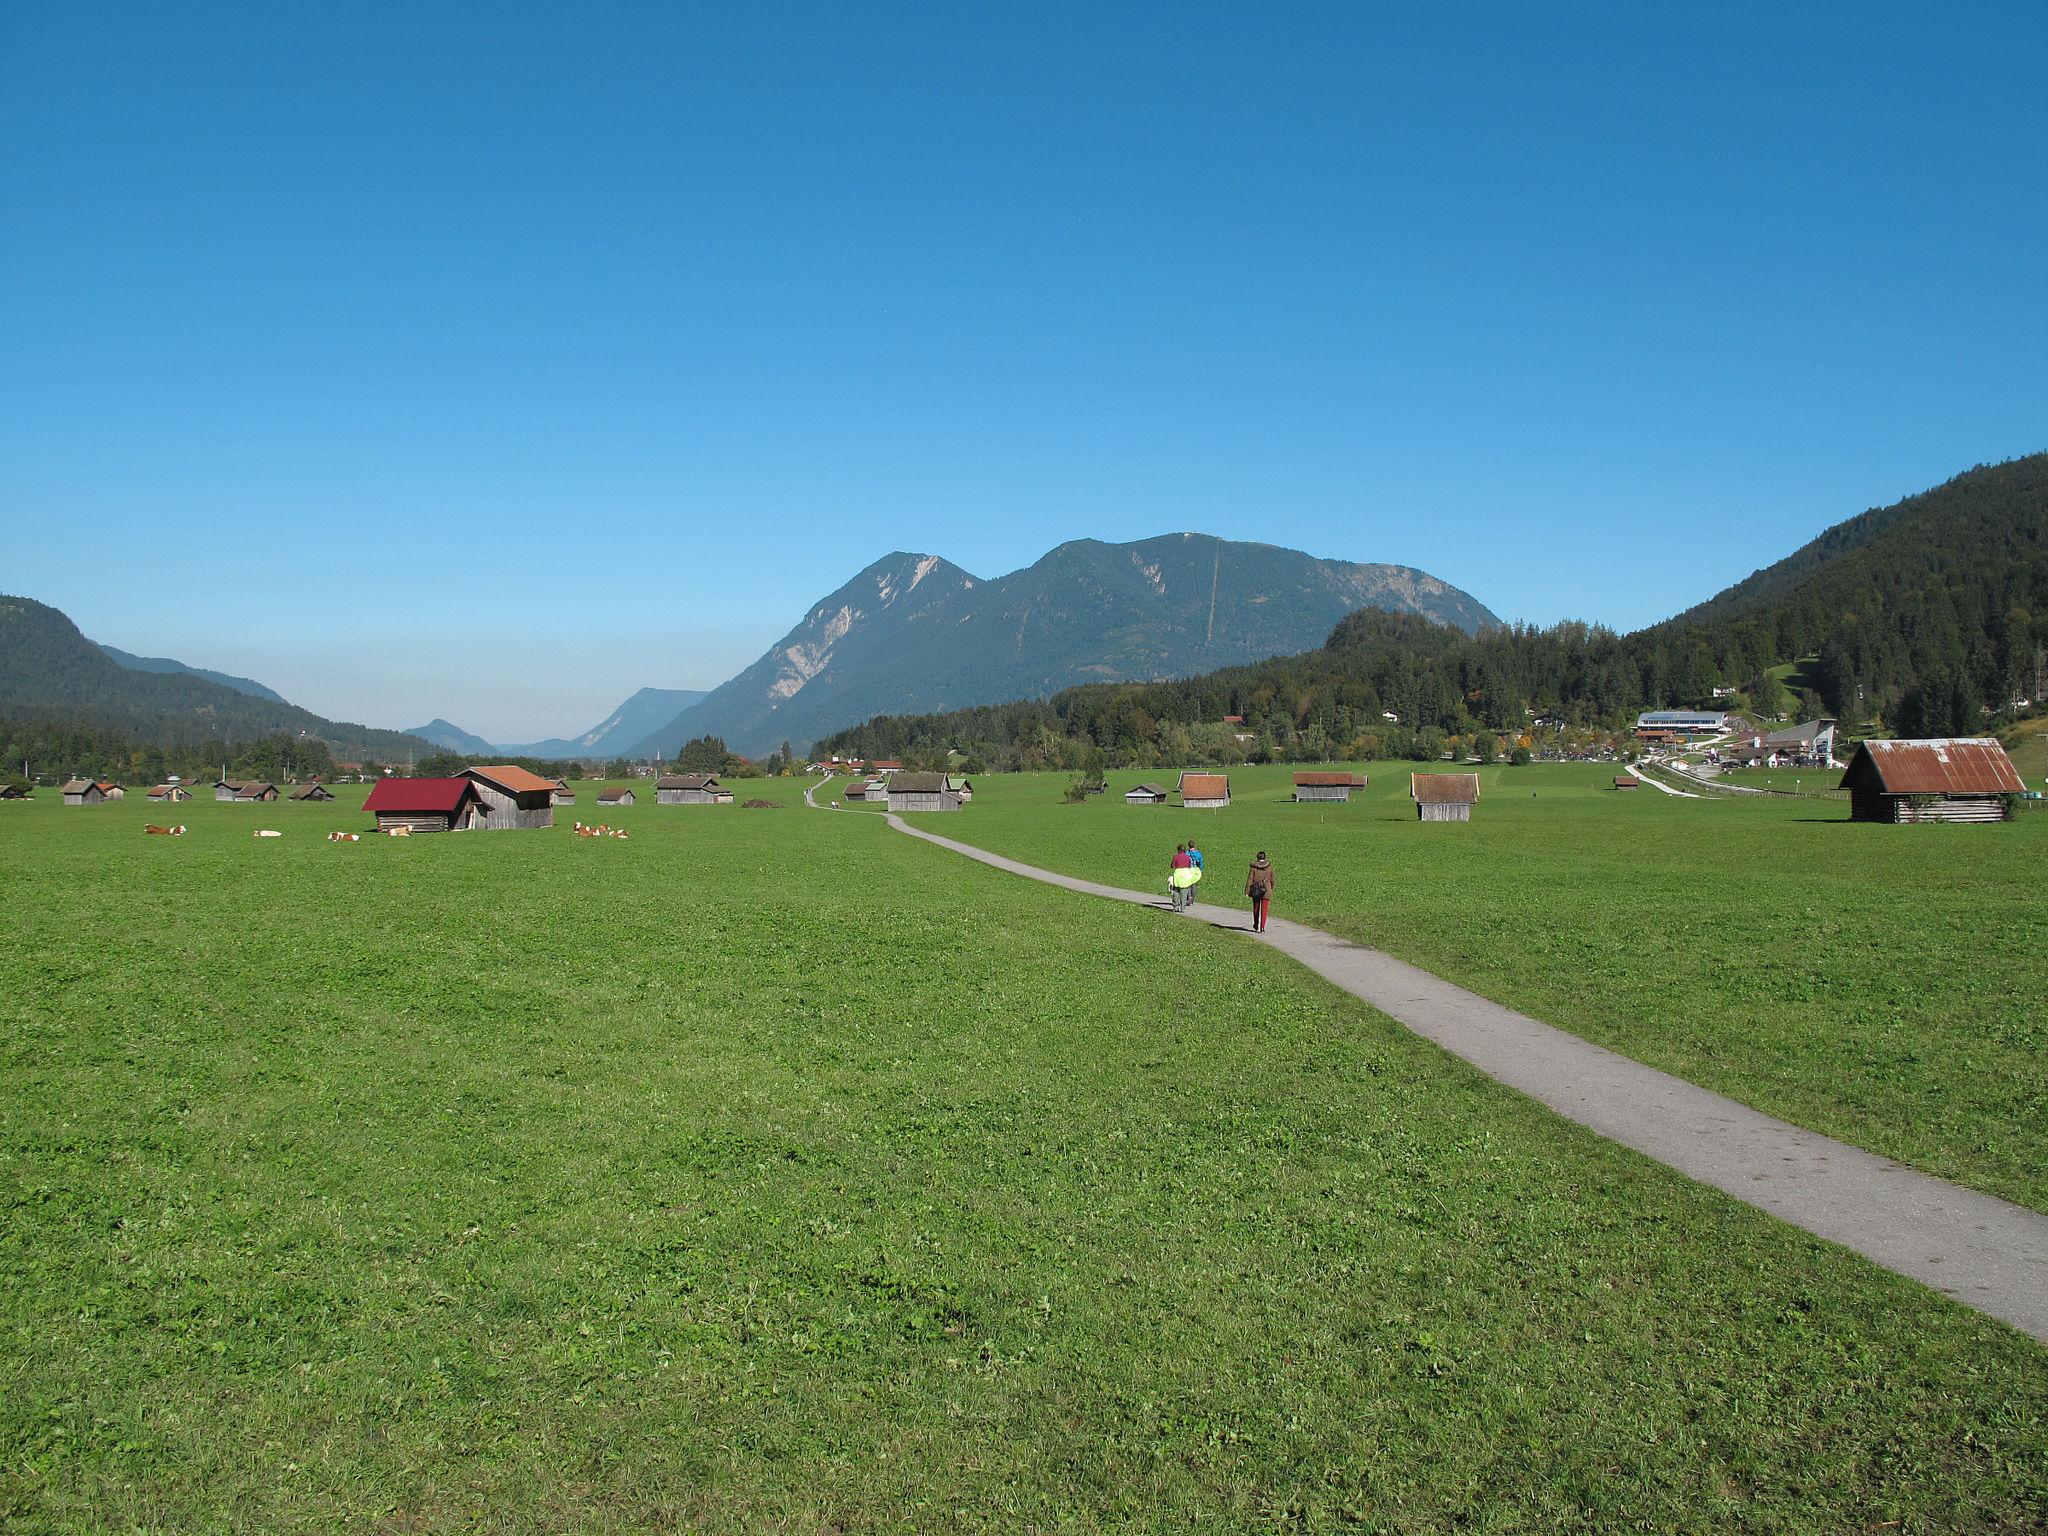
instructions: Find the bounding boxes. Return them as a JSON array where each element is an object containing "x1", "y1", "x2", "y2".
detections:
[{"x1": 1168, "y1": 843, "x2": 1198, "y2": 912}]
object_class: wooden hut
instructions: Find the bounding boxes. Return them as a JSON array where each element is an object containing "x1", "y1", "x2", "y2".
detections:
[
  {"x1": 1124, "y1": 783, "x2": 1169, "y2": 805},
  {"x1": 1411, "y1": 772, "x2": 1480, "y2": 822},
  {"x1": 655, "y1": 773, "x2": 720, "y2": 805},
  {"x1": 550, "y1": 781, "x2": 576, "y2": 806},
  {"x1": 147, "y1": 784, "x2": 193, "y2": 803},
  {"x1": 1837, "y1": 738, "x2": 2024, "y2": 823},
  {"x1": 97, "y1": 781, "x2": 125, "y2": 800},
  {"x1": 363, "y1": 777, "x2": 485, "y2": 834},
  {"x1": 596, "y1": 787, "x2": 635, "y2": 807},
  {"x1": 289, "y1": 783, "x2": 335, "y2": 802},
  {"x1": 1178, "y1": 772, "x2": 1231, "y2": 809},
  {"x1": 841, "y1": 779, "x2": 867, "y2": 801},
  {"x1": 61, "y1": 779, "x2": 106, "y2": 806},
  {"x1": 215, "y1": 779, "x2": 278, "y2": 802},
  {"x1": 461, "y1": 765, "x2": 558, "y2": 830},
  {"x1": 1293, "y1": 771, "x2": 1365, "y2": 803},
  {"x1": 1613, "y1": 776, "x2": 1640, "y2": 791},
  {"x1": 945, "y1": 775, "x2": 973, "y2": 802},
  {"x1": 887, "y1": 771, "x2": 961, "y2": 812}
]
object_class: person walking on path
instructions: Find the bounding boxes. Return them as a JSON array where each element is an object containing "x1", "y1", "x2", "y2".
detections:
[
  {"x1": 1186, "y1": 841, "x2": 1204, "y2": 906},
  {"x1": 1168, "y1": 844, "x2": 1196, "y2": 912},
  {"x1": 1246, "y1": 851, "x2": 1275, "y2": 933}
]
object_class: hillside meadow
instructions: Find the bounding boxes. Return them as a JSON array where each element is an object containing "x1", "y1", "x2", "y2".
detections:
[
  {"x1": 2, "y1": 788, "x2": 2044, "y2": 1530},
  {"x1": 903, "y1": 763, "x2": 2048, "y2": 1215}
]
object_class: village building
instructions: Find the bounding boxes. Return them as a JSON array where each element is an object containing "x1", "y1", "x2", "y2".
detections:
[
  {"x1": 1178, "y1": 772, "x2": 1231, "y2": 809},
  {"x1": 1634, "y1": 710, "x2": 1729, "y2": 740},
  {"x1": 288, "y1": 783, "x2": 335, "y2": 801},
  {"x1": 147, "y1": 784, "x2": 193, "y2": 802},
  {"x1": 870, "y1": 760, "x2": 905, "y2": 775},
  {"x1": 596, "y1": 787, "x2": 635, "y2": 806},
  {"x1": 363, "y1": 776, "x2": 485, "y2": 833},
  {"x1": 1837, "y1": 738, "x2": 2024, "y2": 824},
  {"x1": 886, "y1": 771, "x2": 961, "y2": 812},
  {"x1": 1293, "y1": 771, "x2": 1365, "y2": 803},
  {"x1": 1724, "y1": 718, "x2": 1838, "y2": 768},
  {"x1": 461, "y1": 765, "x2": 559, "y2": 830},
  {"x1": 61, "y1": 779, "x2": 106, "y2": 806},
  {"x1": 1411, "y1": 772, "x2": 1481, "y2": 821},
  {"x1": 656, "y1": 773, "x2": 721, "y2": 805},
  {"x1": 1124, "y1": 783, "x2": 1169, "y2": 805}
]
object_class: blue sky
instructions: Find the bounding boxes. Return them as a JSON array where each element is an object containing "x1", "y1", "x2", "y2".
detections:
[{"x1": 5, "y1": 2, "x2": 2044, "y2": 741}]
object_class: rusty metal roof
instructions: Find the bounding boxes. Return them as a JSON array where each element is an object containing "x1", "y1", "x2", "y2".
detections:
[
  {"x1": 1178, "y1": 773, "x2": 1231, "y2": 799},
  {"x1": 1839, "y1": 738, "x2": 2024, "y2": 796},
  {"x1": 1293, "y1": 772, "x2": 1363, "y2": 787},
  {"x1": 466, "y1": 764, "x2": 560, "y2": 795},
  {"x1": 1411, "y1": 772, "x2": 1480, "y2": 804}
]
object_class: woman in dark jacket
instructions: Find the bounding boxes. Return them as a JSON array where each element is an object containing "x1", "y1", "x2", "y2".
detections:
[{"x1": 1246, "y1": 852, "x2": 1275, "y2": 933}]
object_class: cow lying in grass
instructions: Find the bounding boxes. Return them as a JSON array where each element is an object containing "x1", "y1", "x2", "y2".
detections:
[
  {"x1": 327, "y1": 831, "x2": 361, "y2": 843},
  {"x1": 143, "y1": 824, "x2": 186, "y2": 836},
  {"x1": 572, "y1": 821, "x2": 629, "y2": 839},
  {"x1": 253, "y1": 829, "x2": 282, "y2": 838}
]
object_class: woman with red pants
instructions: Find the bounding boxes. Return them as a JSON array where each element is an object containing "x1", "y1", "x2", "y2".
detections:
[{"x1": 1246, "y1": 851, "x2": 1275, "y2": 933}]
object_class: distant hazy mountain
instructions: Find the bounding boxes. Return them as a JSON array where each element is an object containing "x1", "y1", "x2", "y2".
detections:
[
  {"x1": 1, "y1": 594, "x2": 435, "y2": 760},
  {"x1": 98, "y1": 643, "x2": 288, "y2": 703},
  {"x1": 630, "y1": 533, "x2": 1497, "y2": 758},
  {"x1": 408, "y1": 687, "x2": 713, "y2": 760}
]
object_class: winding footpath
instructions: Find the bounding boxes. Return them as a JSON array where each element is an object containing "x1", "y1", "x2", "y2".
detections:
[{"x1": 808, "y1": 782, "x2": 2048, "y2": 1343}]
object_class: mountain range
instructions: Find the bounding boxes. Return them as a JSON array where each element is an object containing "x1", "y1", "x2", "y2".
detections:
[{"x1": 407, "y1": 687, "x2": 710, "y2": 759}]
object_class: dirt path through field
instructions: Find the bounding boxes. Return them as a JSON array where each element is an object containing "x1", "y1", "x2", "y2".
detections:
[{"x1": 863, "y1": 805, "x2": 2048, "y2": 1345}]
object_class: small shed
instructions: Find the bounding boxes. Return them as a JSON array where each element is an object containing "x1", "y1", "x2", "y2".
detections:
[
  {"x1": 596, "y1": 787, "x2": 635, "y2": 806},
  {"x1": 1411, "y1": 772, "x2": 1480, "y2": 822},
  {"x1": 945, "y1": 775, "x2": 973, "y2": 802},
  {"x1": 147, "y1": 784, "x2": 193, "y2": 802},
  {"x1": 656, "y1": 773, "x2": 720, "y2": 805},
  {"x1": 362, "y1": 776, "x2": 485, "y2": 834},
  {"x1": 1178, "y1": 772, "x2": 1230, "y2": 809},
  {"x1": 0, "y1": 784, "x2": 28, "y2": 799},
  {"x1": 289, "y1": 783, "x2": 335, "y2": 801},
  {"x1": 1614, "y1": 776, "x2": 1640, "y2": 791},
  {"x1": 1293, "y1": 771, "x2": 1365, "y2": 803},
  {"x1": 1837, "y1": 738, "x2": 2024, "y2": 824},
  {"x1": 462, "y1": 765, "x2": 558, "y2": 830},
  {"x1": 215, "y1": 779, "x2": 278, "y2": 802},
  {"x1": 1124, "y1": 783, "x2": 1169, "y2": 805},
  {"x1": 97, "y1": 782, "x2": 125, "y2": 800},
  {"x1": 61, "y1": 779, "x2": 106, "y2": 806},
  {"x1": 841, "y1": 780, "x2": 867, "y2": 801},
  {"x1": 550, "y1": 782, "x2": 576, "y2": 806},
  {"x1": 887, "y1": 771, "x2": 960, "y2": 812}
]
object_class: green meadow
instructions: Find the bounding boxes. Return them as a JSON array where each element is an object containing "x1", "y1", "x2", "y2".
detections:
[
  {"x1": 2, "y1": 788, "x2": 2044, "y2": 1532},
  {"x1": 913, "y1": 764, "x2": 2048, "y2": 1215}
]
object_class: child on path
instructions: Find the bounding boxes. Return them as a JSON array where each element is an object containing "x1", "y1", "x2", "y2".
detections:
[
  {"x1": 1168, "y1": 844, "x2": 1196, "y2": 912},
  {"x1": 1246, "y1": 851, "x2": 1275, "y2": 933}
]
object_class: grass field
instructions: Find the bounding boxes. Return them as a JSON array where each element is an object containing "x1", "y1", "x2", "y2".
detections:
[
  {"x1": 3, "y1": 788, "x2": 2045, "y2": 1530},
  {"x1": 1999, "y1": 714, "x2": 2048, "y2": 785},
  {"x1": 1703, "y1": 765, "x2": 1844, "y2": 795},
  {"x1": 915, "y1": 764, "x2": 2048, "y2": 1215}
]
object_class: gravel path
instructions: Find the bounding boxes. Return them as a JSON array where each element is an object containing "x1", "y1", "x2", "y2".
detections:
[{"x1": 879, "y1": 809, "x2": 2048, "y2": 1344}]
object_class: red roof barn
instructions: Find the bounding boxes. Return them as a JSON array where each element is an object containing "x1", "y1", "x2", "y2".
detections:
[{"x1": 362, "y1": 777, "x2": 484, "y2": 834}]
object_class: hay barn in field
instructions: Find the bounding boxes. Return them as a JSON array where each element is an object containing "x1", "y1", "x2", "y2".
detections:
[
  {"x1": 656, "y1": 773, "x2": 720, "y2": 805},
  {"x1": 97, "y1": 782, "x2": 124, "y2": 800},
  {"x1": 550, "y1": 782, "x2": 575, "y2": 806},
  {"x1": 147, "y1": 784, "x2": 192, "y2": 802},
  {"x1": 1125, "y1": 783, "x2": 1168, "y2": 805},
  {"x1": 289, "y1": 783, "x2": 334, "y2": 801},
  {"x1": 945, "y1": 775, "x2": 973, "y2": 802},
  {"x1": 887, "y1": 772, "x2": 960, "y2": 812},
  {"x1": 215, "y1": 779, "x2": 278, "y2": 802},
  {"x1": 1837, "y1": 738, "x2": 2024, "y2": 823},
  {"x1": 461, "y1": 765, "x2": 558, "y2": 830},
  {"x1": 841, "y1": 779, "x2": 867, "y2": 800},
  {"x1": 596, "y1": 787, "x2": 634, "y2": 806},
  {"x1": 1178, "y1": 772, "x2": 1230, "y2": 809},
  {"x1": 1293, "y1": 771, "x2": 1365, "y2": 803},
  {"x1": 362, "y1": 777, "x2": 484, "y2": 834},
  {"x1": 61, "y1": 779, "x2": 106, "y2": 806},
  {"x1": 1614, "y1": 775, "x2": 1640, "y2": 791},
  {"x1": 1411, "y1": 772, "x2": 1480, "y2": 821}
]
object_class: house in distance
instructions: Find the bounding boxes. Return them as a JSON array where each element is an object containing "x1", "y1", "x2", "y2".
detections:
[
  {"x1": 1293, "y1": 771, "x2": 1365, "y2": 803},
  {"x1": 147, "y1": 783, "x2": 193, "y2": 803},
  {"x1": 1837, "y1": 738, "x2": 2025, "y2": 823},
  {"x1": 289, "y1": 784, "x2": 335, "y2": 802},
  {"x1": 1178, "y1": 772, "x2": 1230, "y2": 809},
  {"x1": 597, "y1": 786, "x2": 635, "y2": 807},
  {"x1": 363, "y1": 777, "x2": 486, "y2": 834},
  {"x1": 656, "y1": 774, "x2": 720, "y2": 805},
  {"x1": 61, "y1": 779, "x2": 106, "y2": 806},
  {"x1": 1411, "y1": 772, "x2": 1480, "y2": 821},
  {"x1": 215, "y1": 779, "x2": 279, "y2": 802},
  {"x1": 1124, "y1": 783, "x2": 1169, "y2": 805},
  {"x1": 887, "y1": 772, "x2": 961, "y2": 812},
  {"x1": 461, "y1": 765, "x2": 559, "y2": 830}
]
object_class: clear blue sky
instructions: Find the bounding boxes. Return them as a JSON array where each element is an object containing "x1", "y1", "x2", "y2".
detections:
[{"x1": 5, "y1": 2, "x2": 2044, "y2": 741}]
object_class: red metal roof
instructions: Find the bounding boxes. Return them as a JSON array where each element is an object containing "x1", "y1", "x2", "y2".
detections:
[
  {"x1": 1293, "y1": 772, "x2": 1363, "y2": 787},
  {"x1": 1179, "y1": 773, "x2": 1230, "y2": 799},
  {"x1": 1840, "y1": 739, "x2": 2024, "y2": 796},
  {"x1": 1411, "y1": 772, "x2": 1481, "y2": 804},
  {"x1": 363, "y1": 777, "x2": 477, "y2": 814}
]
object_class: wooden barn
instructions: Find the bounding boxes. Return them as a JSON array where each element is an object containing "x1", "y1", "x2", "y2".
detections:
[
  {"x1": 97, "y1": 781, "x2": 125, "y2": 800},
  {"x1": 887, "y1": 771, "x2": 961, "y2": 812},
  {"x1": 462, "y1": 765, "x2": 559, "y2": 830},
  {"x1": 841, "y1": 779, "x2": 868, "y2": 801},
  {"x1": 945, "y1": 775, "x2": 973, "y2": 802},
  {"x1": 656, "y1": 773, "x2": 721, "y2": 805},
  {"x1": 362, "y1": 777, "x2": 485, "y2": 834},
  {"x1": 596, "y1": 787, "x2": 635, "y2": 807},
  {"x1": 1178, "y1": 772, "x2": 1231, "y2": 809},
  {"x1": 1614, "y1": 776, "x2": 1640, "y2": 791},
  {"x1": 61, "y1": 779, "x2": 106, "y2": 806},
  {"x1": 1411, "y1": 772, "x2": 1480, "y2": 821},
  {"x1": 215, "y1": 779, "x2": 279, "y2": 802},
  {"x1": 1124, "y1": 783, "x2": 1169, "y2": 805},
  {"x1": 1293, "y1": 771, "x2": 1366, "y2": 803},
  {"x1": 147, "y1": 784, "x2": 193, "y2": 802},
  {"x1": 1837, "y1": 738, "x2": 2024, "y2": 823},
  {"x1": 289, "y1": 783, "x2": 335, "y2": 802},
  {"x1": 550, "y1": 781, "x2": 576, "y2": 806}
]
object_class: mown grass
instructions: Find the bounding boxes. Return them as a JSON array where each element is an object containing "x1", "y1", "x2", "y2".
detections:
[
  {"x1": 1707, "y1": 766, "x2": 1845, "y2": 796},
  {"x1": 2, "y1": 790, "x2": 2045, "y2": 1531},
  {"x1": 927, "y1": 764, "x2": 2048, "y2": 1214}
]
